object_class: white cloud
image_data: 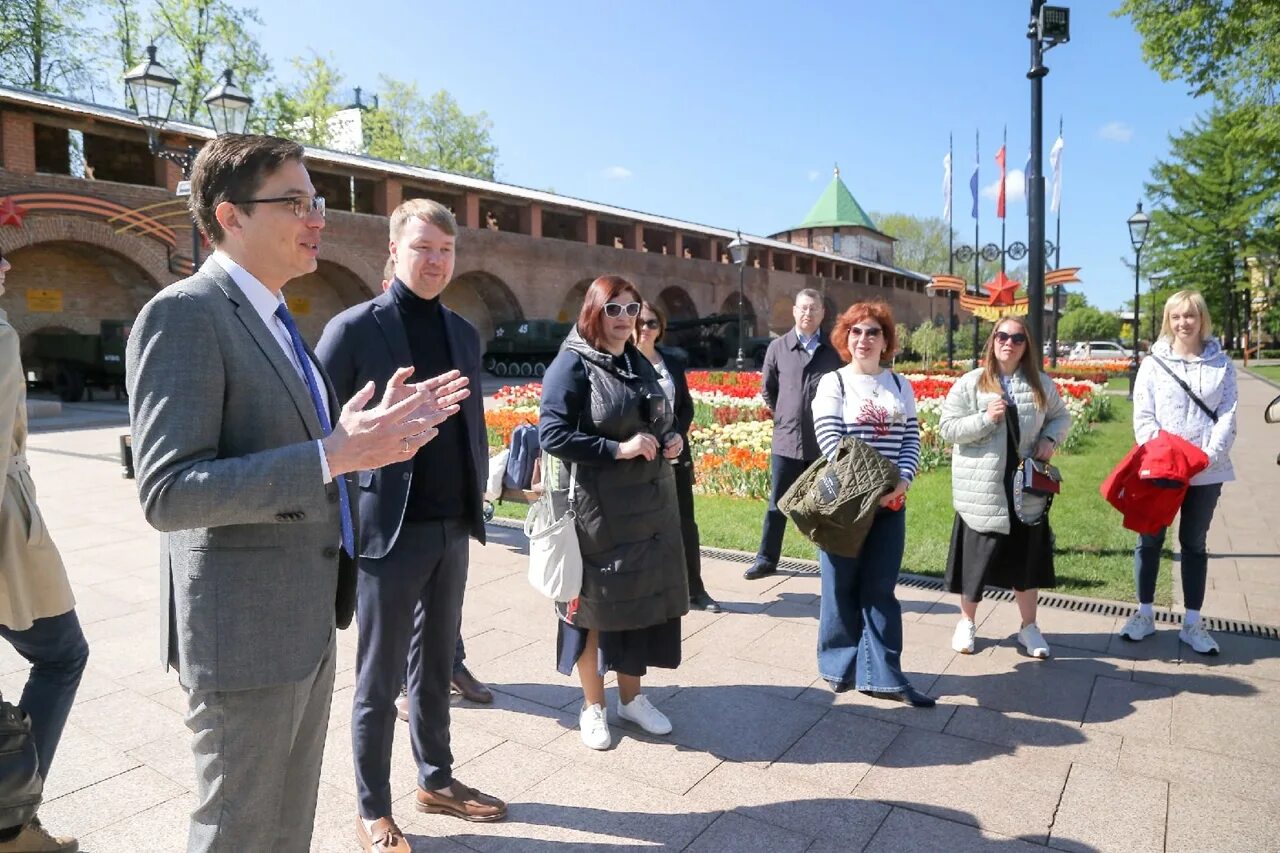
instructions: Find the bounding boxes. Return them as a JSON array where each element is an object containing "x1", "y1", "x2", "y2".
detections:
[
  {"x1": 601, "y1": 165, "x2": 632, "y2": 179},
  {"x1": 807, "y1": 169, "x2": 820, "y2": 182},
  {"x1": 1098, "y1": 121, "x2": 1134, "y2": 143},
  {"x1": 979, "y1": 170, "x2": 1027, "y2": 205}
]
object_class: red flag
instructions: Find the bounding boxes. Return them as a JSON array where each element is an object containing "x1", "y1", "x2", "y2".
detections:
[{"x1": 995, "y1": 145, "x2": 1007, "y2": 219}]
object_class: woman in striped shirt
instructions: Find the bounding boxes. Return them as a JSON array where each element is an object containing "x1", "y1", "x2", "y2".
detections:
[{"x1": 809, "y1": 301, "x2": 934, "y2": 708}]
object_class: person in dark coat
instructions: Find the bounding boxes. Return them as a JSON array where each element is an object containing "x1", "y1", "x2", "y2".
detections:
[
  {"x1": 539, "y1": 276, "x2": 689, "y2": 751},
  {"x1": 745, "y1": 288, "x2": 843, "y2": 579},
  {"x1": 633, "y1": 300, "x2": 721, "y2": 613}
]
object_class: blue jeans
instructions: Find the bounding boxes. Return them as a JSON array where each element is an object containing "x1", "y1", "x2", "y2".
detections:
[
  {"x1": 755, "y1": 454, "x2": 811, "y2": 568},
  {"x1": 0, "y1": 609, "x2": 89, "y2": 780},
  {"x1": 817, "y1": 508, "x2": 909, "y2": 692},
  {"x1": 1135, "y1": 483, "x2": 1222, "y2": 611}
]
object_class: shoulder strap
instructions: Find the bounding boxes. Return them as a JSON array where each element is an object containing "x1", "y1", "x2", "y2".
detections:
[
  {"x1": 835, "y1": 370, "x2": 845, "y2": 399},
  {"x1": 891, "y1": 372, "x2": 902, "y2": 392},
  {"x1": 1150, "y1": 356, "x2": 1218, "y2": 423}
]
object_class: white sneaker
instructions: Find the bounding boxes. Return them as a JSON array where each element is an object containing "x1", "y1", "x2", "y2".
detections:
[
  {"x1": 616, "y1": 694, "x2": 672, "y2": 735},
  {"x1": 1179, "y1": 619, "x2": 1220, "y2": 656},
  {"x1": 951, "y1": 618, "x2": 976, "y2": 654},
  {"x1": 1119, "y1": 612, "x2": 1156, "y2": 642},
  {"x1": 579, "y1": 703, "x2": 611, "y2": 750},
  {"x1": 1018, "y1": 623, "x2": 1051, "y2": 659}
]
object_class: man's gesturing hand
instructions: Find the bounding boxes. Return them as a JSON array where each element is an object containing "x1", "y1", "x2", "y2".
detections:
[{"x1": 322, "y1": 367, "x2": 471, "y2": 477}]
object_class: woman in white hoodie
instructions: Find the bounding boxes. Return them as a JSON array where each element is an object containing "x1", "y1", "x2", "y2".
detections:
[{"x1": 1120, "y1": 290, "x2": 1237, "y2": 655}]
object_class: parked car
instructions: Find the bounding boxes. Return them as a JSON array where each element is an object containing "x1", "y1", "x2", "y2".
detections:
[{"x1": 1066, "y1": 340, "x2": 1135, "y2": 361}]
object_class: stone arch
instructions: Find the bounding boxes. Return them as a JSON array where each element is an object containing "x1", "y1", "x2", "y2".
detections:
[
  {"x1": 768, "y1": 295, "x2": 793, "y2": 334},
  {"x1": 1, "y1": 239, "x2": 162, "y2": 359},
  {"x1": 285, "y1": 259, "x2": 376, "y2": 345},
  {"x1": 557, "y1": 278, "x2": 594, "y2": 324},
  {"x1": 0, "y1": 215, "x2": 172, "y2": 294},
  {"x1": 656, "y1": 285, "x2": 697, "y2": 322},
  {"x1": 719, "y1": 292, "x2": 757, "y2": 338},
  {"x1": 444, "y1": 270, "x2": 525, "y2": 345}
]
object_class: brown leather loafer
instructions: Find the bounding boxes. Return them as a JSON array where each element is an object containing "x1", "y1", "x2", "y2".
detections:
[
  {"x1": 355, "y1": 816, "x2": 410, "y2": 853},
  {"x1": 451, "y1": 666, "x2": 493, "y2": 704},
  {"x1": 415, "y1": 781, "x2": 507, "y2": 822}
]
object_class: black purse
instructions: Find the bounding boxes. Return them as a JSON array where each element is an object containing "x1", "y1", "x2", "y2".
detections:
[{"x1": 0, "y1": 692, "x2": 42, "y2": 832}]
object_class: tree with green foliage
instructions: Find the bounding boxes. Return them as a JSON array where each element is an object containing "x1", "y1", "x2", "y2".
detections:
[
  {"x1": 364, "y1": 77, "x2": 497, "y2": 179},
  {"x1": 906, "y1": 321, "x2": 946, "y2": 366},
  {"x1": 253, "y1": 51, "x2": 345, "y2": 143},
  {"x1": 1143, "y1": 102, "x2": 1280, "y2": 344},
  {"x1": 1058, "y1": 306, "x2": 1121, "y2": 343},
  {"x1": 0, "y1": 0, "x2": 98, "y2": 94},
  {"x1": 1117, "y1": 0, "x2": 1280, "y2": 104}
]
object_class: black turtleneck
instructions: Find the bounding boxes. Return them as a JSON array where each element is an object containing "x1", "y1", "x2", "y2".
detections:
[{"x1": 391, "y1": 278, "x2": 469, "y2": 522}]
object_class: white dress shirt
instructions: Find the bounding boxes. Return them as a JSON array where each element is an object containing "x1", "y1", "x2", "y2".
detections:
[{"x1": 210, "y1": 252, "x2": 334, "y2": 482}]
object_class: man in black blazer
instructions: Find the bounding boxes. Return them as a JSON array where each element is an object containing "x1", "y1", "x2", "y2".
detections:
[{"x1": 317, "y1": 199, "x2": 504, "y2": 852}]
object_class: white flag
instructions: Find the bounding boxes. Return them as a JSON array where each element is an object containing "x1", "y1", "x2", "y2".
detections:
[
  {"x1": 1049, "y1": 134, "x2": 1064, "y2": 214},
  {"x1": 942, "y1": 152, "x2": 952, "y2": 222}
]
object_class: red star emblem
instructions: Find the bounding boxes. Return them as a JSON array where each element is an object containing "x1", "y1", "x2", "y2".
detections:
[
  {"x1": 0, "y1": 197, "x2": 26, "y2": 227},
  {"x1": 983, "y1": 271, "x2": 1021, "y2": 306}
]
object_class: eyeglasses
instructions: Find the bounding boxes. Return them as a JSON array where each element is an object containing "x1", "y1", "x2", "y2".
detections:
[
  {"x1": 640, "y1": 319, "x2": 661, "y2": 330},
  {"x1": 795, "y1": 305, "x2": 821, "y2": 315},
  {"x1": 848, "y1": 326, "x2": 882, "y2": 340},
  {"x1": 994, "y1": 331, "x2": 1028, "y2": 345},
  {"x1": 603, "y1": 302, "x2": 641, "y2": 318},
  {"x1": 233, "y1": 195, "x2": 326, "y2": 219}
]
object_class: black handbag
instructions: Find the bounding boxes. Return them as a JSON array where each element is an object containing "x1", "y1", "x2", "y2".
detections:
[{"x1": 0, "y1": 692, "x2": 42, "y2": 832}]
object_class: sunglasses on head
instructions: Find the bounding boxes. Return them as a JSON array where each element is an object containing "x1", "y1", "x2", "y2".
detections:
[
  {"x1": 995, "y1": 331, "x2": 1028, "y2": 345},
  {"x1": 603, "y1": 302, "x2": 641, "y2": 318},
  {"x1": 639, "y1": 319, "x2": 661, "y2": 330}
]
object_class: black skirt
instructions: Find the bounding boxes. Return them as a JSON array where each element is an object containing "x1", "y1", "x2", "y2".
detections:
[
  {"x1": 944, "y1": 416, "x2": 1055, "y2": 602},
  {"x1": 555, "y1": 617, "x2": 682, "y2": 678}
]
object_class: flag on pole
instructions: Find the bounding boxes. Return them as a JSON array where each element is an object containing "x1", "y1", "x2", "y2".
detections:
[
  {"x1": 995, "y1": 144, "x2": 1007, "y2": 219},
  {"x1": 969, "y1": 155, "x2": 979, "y2": 220},
  {"x1": 1049, "y1": 133, "x2": 1064, "y2": 214},
  {"x1": 942, "y1": 152, "x2": 952, "y2": 222}
]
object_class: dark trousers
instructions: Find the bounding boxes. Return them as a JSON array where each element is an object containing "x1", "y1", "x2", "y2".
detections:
[
  {"x1": 817, "y1": 508, "x2": 910, "y2": 692},
  {"x1": 755, "y1": 454, "x2": 811, "y2": 568},
  {"x1": 1135, "y1": 483, "x2": 1222, "y2": 611},
  {"x1": 0, "y1": 609, "x2": 88, "y2": 781},
  {"x1": 674, "y1": 460, "x2": 705, "y2": 598},
  {"x1": 352, "y1": 520, "x2": 469, "y2": 818}
]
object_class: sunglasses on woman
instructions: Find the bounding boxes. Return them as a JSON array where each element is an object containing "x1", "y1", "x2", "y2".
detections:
[
  {"x1": 848, "y1": 325, "x2": 882, "y2": 340},
  {"x1": 994, "y1": 331, "x2": 1028, "y2": 345},
  {"x1": 639, "y1": 319, "x2": 661, "y2": 330},
  {"x1": 603, "y1": 302, "x2": 641, "y2": 318}
]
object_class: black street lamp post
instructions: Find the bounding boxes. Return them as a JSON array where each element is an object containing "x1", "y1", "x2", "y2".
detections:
[
  {"x1": 124, "y1": 45, "x2": 253, "y2": 268},
  {"x1": 950, "y1": 237, "x2": 1055, "y2": 360},
  {"x1": 1027, "y1": 2, "x2": 1070, "y2": 348},
  {"x1": 728, "y1": 232, "x2": 750, "y2": 370},
  {"x1": 1127, "y1": 201, "x2": 1151, "y2": 399}
]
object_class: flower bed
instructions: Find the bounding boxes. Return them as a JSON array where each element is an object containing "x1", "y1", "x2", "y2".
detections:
[{"x1": 484, "y1": 369, "x2": 1109, "y2": 499}]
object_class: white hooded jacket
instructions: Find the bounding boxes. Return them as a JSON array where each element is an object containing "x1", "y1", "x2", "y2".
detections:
[{"x1": 1132, "y1": 337, "x2": 1237, "y2": 486}]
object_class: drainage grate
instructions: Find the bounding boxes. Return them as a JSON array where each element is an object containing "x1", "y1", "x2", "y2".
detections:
[{"x1": 486, "y1": 518, "x2": 1280, "y2": 641}]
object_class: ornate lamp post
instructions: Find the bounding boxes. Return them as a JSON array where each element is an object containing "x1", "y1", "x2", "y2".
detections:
[
  {"x1": 1126, "y1": 201, "x2": 1151, "y2": 399},
  {"x1": 728, "y1": 231, "x2": 750, "y2": 370},
  {"x1": 124, "y1": 45, "x2": 253, "y2": 267}
]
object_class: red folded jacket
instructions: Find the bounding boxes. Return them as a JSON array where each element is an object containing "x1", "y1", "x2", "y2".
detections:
[{"x1": 1100, "y1": 430, "x2": 1210, "y2": 535}]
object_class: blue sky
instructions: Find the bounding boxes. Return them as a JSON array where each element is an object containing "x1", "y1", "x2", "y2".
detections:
[{"x1": 247, "y1": 0, "x2": 1204, "y2": 311}]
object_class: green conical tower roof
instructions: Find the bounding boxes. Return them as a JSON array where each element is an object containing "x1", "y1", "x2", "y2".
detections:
[{"x1": 798, "y1": 165, "x2": 877, "y2": 231}]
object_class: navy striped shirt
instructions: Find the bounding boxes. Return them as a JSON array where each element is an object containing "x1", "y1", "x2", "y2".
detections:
[{"x1": 812, "y1": 367, "x2": 921, "y2": 483}]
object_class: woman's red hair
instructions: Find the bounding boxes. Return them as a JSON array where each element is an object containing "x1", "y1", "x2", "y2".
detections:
[
  {"x1": 577, "y1": 275, "x2": 642, "y2": 349},
  {"x1": 831, "y1": 301, "x2": 897, "y2": 363}
]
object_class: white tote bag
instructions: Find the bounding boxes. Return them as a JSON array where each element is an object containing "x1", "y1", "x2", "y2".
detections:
[
  {"x1": 524, "y1": 461, "x2": 582, "y2": 603},
  {"x1": 485, "y1": 449, "x2": 509, "y2": 501}
]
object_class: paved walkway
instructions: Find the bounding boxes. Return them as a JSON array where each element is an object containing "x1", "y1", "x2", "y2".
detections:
[{"x1": 7, "y1": 379, "x2": 1278, "y2": 852}]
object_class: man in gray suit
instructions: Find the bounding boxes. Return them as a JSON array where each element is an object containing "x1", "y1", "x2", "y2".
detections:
[{"x1": 126, "y1": 134, "x2": 469, "y2": 852}]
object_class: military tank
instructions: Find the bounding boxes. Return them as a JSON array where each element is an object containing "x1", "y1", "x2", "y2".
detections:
[{"x1": 482, "y1": 319, "x2": 573, "y2": 377}]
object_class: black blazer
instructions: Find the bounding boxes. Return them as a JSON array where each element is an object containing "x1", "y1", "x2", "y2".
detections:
[
  {"x1": 316, "y1": 288, "x2": 488, "y2": 559},
  {"x1": 656, "y1": 345, "x2": 696, "y2": 465}
]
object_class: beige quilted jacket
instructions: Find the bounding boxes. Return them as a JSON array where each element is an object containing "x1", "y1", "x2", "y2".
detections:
[{"x1": 939, "y1": 368, "x2": 1071, "y2": 534}]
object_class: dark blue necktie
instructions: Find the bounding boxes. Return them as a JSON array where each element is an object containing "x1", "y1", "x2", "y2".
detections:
[{"x1": 274, "y1": 302, "x2": 354, "y2": 557}]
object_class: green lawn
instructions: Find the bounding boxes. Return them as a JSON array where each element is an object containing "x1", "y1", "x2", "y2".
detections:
[
  {"x1": 494, "y1": 398, "x2": 1167, "y2": 605},
  {"x1": 1248, "y1": 364, "x2": 1280, "y2": 385}
]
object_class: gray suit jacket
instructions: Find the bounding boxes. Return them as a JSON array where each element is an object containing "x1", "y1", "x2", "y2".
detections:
[{"x1": 126, "y1": 259, "x2": 357, "y2": 693}]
